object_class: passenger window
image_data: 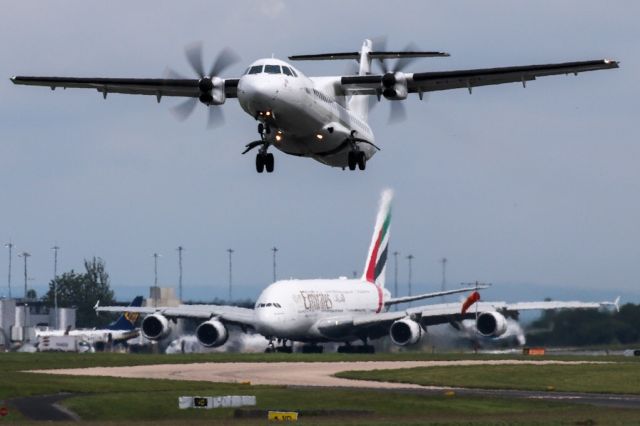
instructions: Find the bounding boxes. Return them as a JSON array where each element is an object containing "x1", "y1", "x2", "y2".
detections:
[
  {"x1": 282, "y1": 66, "x2": 293, "y2": 76},
  {"x1": 264, "y1": 65, "x2": 281, "y2": 74},
  {"x1": 248, "y1": 65, "x2": 263, "y2": 74}
]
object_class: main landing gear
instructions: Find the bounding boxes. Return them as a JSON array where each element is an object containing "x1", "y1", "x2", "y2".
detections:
[
  {"x1": 301, "y1": 344, "x2": 324, "y2": 354},
  {"x1": 264, "y1": 338, "x2": 293, "y2": 353},
  {"x1": 243, "y1": 123, "x2": 275, "y2": 173}
]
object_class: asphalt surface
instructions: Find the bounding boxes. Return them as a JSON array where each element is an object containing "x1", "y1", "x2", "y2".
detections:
[{"x1": 10, "y1": 393, "x2": 80, "y2": 422}]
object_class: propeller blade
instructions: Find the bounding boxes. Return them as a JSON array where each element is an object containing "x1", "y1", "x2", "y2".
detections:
[
  {"x1": 388, "y1": 102, "x2": 407, "y2": 124},
  {"x1": 185, "y1": 41, "x2": 205, "y2": 78},
  {"x1": 209, "y1": 47, "x2": 241, "y2": 77},
  {"x1": 371, "y1": 35, "x2": 389, "y2": 74},
  {"x1": 163, "y1": 67, "x2": 189, "y2": 80},
  {"x1": 206, "y1": 106, "x2": 224, "y2": 128},
  {"x1": 394, "y1": 42, "x2": 419, "y2": 72},
  {"x1": 170, "y1": 98, "x2": 198, "y2": 122}
]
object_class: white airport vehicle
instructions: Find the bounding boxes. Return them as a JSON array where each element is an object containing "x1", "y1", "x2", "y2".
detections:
[
  {"x1": 11, "y1": 39, "x2": 618, "y2": 173},
  {"x1": 37, "y1": 296, "x2": 142, "y2": 347},
  {"x1": 96, "y1": 191, "x2": 616, "y2": 353}
]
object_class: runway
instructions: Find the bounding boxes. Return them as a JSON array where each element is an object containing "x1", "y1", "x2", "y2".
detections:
[{"x1": 30, "y1": 360, "x2": 640, "y2": 408}]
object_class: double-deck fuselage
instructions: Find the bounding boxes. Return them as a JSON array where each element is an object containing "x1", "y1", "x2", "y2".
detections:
[
  {"x1": 237, "y1": 58, "x2": 376, "y2": 168},
  {"x1": 253, "y1": 278, "x2": 390, "y2": 342}
]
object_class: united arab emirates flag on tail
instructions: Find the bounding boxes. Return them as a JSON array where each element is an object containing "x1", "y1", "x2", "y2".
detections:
[{"x1": 363, "y1": 189, "x2": 393, "y2": 288}]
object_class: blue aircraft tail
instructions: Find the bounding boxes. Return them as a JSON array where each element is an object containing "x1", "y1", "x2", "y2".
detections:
[{"x1": 107, "y1": 296, "x2": 143, "y2": 331}]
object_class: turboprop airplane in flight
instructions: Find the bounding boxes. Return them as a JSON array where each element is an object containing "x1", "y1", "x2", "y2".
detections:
[
  {"x1": 95, "y1": 191, "x2": 617, "y2": 353},
  {"x1": 11, "y1": 39, "x2": 618, "y2": 173}
]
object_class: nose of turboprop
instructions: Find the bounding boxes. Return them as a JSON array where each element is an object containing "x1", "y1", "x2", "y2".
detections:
[{"x1": 238, "y1": 76, "x2": 280, "y2": 114}]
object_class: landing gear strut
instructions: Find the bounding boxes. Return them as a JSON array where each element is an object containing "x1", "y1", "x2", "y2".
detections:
[{"x1": 243, "y1": 122, "x2": 275, "y2": 173}]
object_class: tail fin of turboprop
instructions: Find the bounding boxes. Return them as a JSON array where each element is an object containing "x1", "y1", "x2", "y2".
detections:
[
  {"x1": 362, "y1": 189, "x2": 393, "y2": 287},
  {"x1": 347, "y1": 39, "x2": 374, "y2": 121},
  {"x1": 107, "y1": 296, "x2": 143, "y2": 331}
]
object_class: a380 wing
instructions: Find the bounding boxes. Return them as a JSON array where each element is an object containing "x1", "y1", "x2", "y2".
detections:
[
  {"x1": 96, "y1": 304, "x2": 255, "y2": 327},
  {"x1": 344, "y1": 298, "x2": 618, "y2": 330},
  {"x1": 340, "y1": 59, "x2": 618, "y2": 95},
  {"x1": 10, "y1": 76, "x2": 240, "y2": 99}
]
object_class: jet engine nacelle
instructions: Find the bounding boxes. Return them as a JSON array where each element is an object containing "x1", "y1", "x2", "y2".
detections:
[
  {"x1": 389, "y1": 317, "x2": 423, "y2": 346},
  {"x1": 198, "y1": 76, "x2": 226, "y2": 105},
  {"x1": 141, "y1": 313, "x2": 171, "y2": 340},
  {"x1": 381, "y1": 72, "x2": 408, "y2": 100},
  {"x1": 195, "y1": 318, "x2": 229, "y2": 347},
  {"x1": 476, "y1": 311, "x2": 508, "y2": 337}
]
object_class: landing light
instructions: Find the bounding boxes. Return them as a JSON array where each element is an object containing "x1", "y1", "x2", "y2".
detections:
[
  {"x1": 275, "y1": 134, "x2": 282, "y2": 142},
  {"x1": 316, "y1": 134, "x2": 323, "y2": 140},
  {"x1": 265, "y1": 111, "x2": 271, "y2": 117}
]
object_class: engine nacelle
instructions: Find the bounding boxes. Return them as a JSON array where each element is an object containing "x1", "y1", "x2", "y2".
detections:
[
  {"x1": 389, "y1": 318, "x2": 423, "y2": 346},
  {"x1": 195, "y1": 318, "x2": 229, "y2": 348},
  {"x1": 198, "y1": 76, "x2": 226, "y2": 105},
  {"x1": 381, "y1": 72, "x2": 408, "y2": 100},
  {"x1": 141, "y1": 313, "x2": 171, "y2": 340},
  {"x1": 476, "y1": 311, "x2": 508, "y2": 337}
]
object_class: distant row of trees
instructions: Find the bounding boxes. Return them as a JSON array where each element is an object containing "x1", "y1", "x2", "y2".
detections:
[
  {"x1": 527, "y1": 304, "x2": 640, "y2": 346},
  {"x1": 42, "y1": 257, "x2": 116, "y2": 327}
]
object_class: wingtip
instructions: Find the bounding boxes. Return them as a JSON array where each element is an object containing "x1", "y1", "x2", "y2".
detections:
[{"x1": 10, "y1": 76, "x2": 17, "y2": 83}]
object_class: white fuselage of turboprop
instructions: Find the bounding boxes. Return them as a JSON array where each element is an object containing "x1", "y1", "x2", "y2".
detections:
[
  {"x1": 253, "y1": 278, "x2": 390, "y2": 342},
  {"x1": 237, "y1": 58, "x2": 376, "y2": 168}
]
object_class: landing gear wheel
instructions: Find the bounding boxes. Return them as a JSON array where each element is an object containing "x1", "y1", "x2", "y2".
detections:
[
  {"x1": 357, "y1": 152, "x2": 366, "y2": 171},
  {"x1": 256, "y1": 154, "x2": 265, "y2": 173},
  {"x1": 265, "y1": 153, "x2": 274, "y2": 173},
  {"x1": 347, "y1": 152, "x2": 357, "y2": 171},
  {"x1": 258, "y1": 123, "x2": 264, "y2": 134}
]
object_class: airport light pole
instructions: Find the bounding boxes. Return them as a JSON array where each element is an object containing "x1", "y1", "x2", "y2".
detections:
[
  {"x1": 441, "y1": 257, "x2": 447, "y2": 302},
  {"x1": 393, "y1": 251, "x2": 399, "y2": 298},
  {"x1": 4, "y1": 242, "x2": 13, "y2": 299},
  {"x1": 271, "y1": 247, "x2": 278, "y2": 283},
  {"x1": 153, "y1": 253, "x2": 161, "y2": 307},
  {"x1": 18, "y1": 251, "x2": 30, "y2": 342},
  {"x1": 406, "y1": 254, "x2": 414, "y2": 299},
  {"x1": 177, "y1": 246, "x2": 184, "y2": 302},
  {"x1": 227, "y1": 249, "x2": 234, "y2": 302},
  {"x1": 51, "y1": 245, "x2": 60, "y2": 329}
]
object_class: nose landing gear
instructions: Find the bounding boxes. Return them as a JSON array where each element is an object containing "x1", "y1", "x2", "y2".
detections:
[
  {"x1": 243, "y1": 122, "x2": 275, "y2": 173},
  {"x1": 347, "y1": 151, "x2": 366, "y2": 171}
]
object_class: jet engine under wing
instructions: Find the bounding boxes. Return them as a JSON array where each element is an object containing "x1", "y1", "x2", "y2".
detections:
[
  {"x1": 10, "y1": 76, "x2": 240, "y2": 99},
  {"x1": 96, "y1": 303, "x2": 254, "y2": 327},
  {"x1": 340, "y1": 59, "x2": 619, "y2": 95},
  {"x1": 343, "y1": 298, "x2": 620, "y2": 331}
]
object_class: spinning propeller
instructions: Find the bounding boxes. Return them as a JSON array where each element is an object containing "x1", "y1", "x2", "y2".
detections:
[{"x1": 167, "y1": 42, "x2": 240, "y2": 128}]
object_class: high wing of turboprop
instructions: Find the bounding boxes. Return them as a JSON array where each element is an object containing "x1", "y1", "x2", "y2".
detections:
[
  {"x1": 11, "y1": 39, "x2": 618, "y2": 173},
  {"x1": 96, "y1": 191, "x2": 615, "y2": 353}
]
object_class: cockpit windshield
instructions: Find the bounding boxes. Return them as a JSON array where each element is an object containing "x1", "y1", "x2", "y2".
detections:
[
  {"x1": 264, "y1": 65, "x2": 281, "y2": 74},
  {"x1": 248, "y1": 65, "x2": 263, "y2": 74}
]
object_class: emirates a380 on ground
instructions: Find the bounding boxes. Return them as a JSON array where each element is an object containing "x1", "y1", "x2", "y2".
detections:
[
  {"x1": 11, "y1": 39, "x2": 618, "y2": 173},
  {"x1": 96, "y1": 190, "x2": 616, "y2": 353}
]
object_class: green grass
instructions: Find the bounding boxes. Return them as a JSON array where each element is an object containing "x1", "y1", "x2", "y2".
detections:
[
  {"x1": 2, "y1": 352, "x2": 640, "y2": 424},
  {"x1": 337, "y1": 363, "x2": 640, "y2": 394}
]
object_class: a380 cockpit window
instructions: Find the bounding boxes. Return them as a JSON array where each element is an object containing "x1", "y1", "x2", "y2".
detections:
[
  {"x1": 264, "y1": 65, "x2": 281, "y2": 74},
  {"x1": 248, "y1": 65, "x2": 263, "y2": 74}
]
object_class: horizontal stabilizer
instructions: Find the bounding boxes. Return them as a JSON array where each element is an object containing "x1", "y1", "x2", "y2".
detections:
[{"x1": 369, "y1": 51, "x2": 449, "y2": 59}]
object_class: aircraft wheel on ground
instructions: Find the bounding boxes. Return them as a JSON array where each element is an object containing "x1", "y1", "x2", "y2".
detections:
[
  {"x1": 265, "y1": 153, "x2": 275, "y2": 173},
  {"x1": 357, "y1": 152, "x2": 366, "y2": 170},
  {"x1": 256, "y1": 153, "x2": 265, "y2": 173}
]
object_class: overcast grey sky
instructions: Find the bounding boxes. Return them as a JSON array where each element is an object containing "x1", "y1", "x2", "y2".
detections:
[{"x1": 0, "y1": 1, "x2": 637, "y2": 302}]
